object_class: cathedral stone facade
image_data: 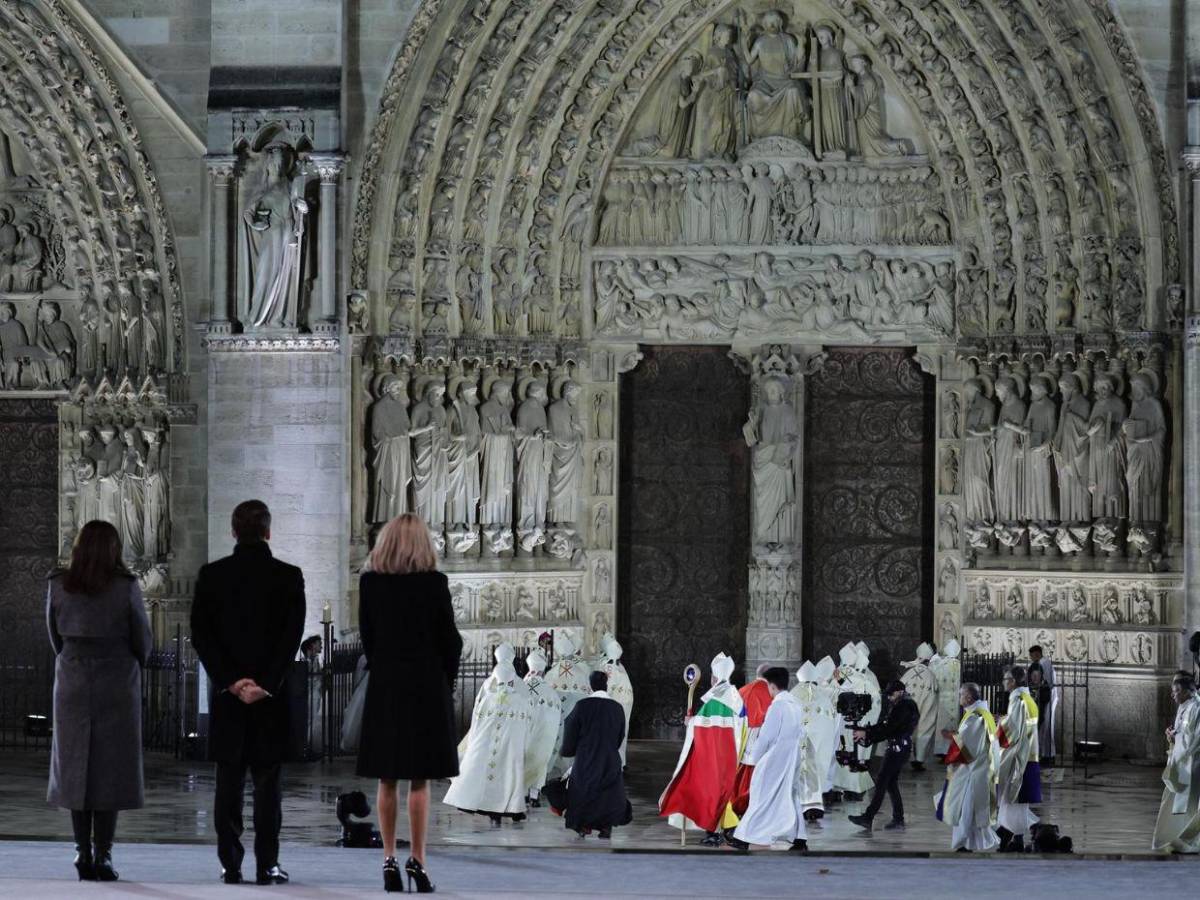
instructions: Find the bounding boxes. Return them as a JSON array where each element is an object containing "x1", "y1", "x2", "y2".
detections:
[{"x1": 0, "y1": 0, "x2": 1195, "y2": 757}]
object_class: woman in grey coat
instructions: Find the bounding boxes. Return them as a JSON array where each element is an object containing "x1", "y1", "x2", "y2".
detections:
[{"x1": 47, "y1": 520, "x2": 152, "y2": 882}]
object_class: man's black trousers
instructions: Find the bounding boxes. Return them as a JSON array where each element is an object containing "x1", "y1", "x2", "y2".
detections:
[
  {"x1": 863, "y1": 746, "x2": 910, "y2": 823},
  {"x1": 214, "y1": 759, "x2": 282, "y2": 875}
]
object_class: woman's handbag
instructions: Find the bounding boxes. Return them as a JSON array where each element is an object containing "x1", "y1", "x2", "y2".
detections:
[{"x1": 340, "y1": 672, "x2": 369, "y2": 753}]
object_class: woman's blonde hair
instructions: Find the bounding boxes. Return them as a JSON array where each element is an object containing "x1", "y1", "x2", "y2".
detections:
[{"x1": 368, "y1": 514, "x2": 439, "y2": 574}]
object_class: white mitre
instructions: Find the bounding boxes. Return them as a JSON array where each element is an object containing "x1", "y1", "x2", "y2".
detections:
[
  {"x1": 815, "y1": 656, "x2": 837, "y2": 683},
  {"x1": 493, "y1": 642, "x2": 517, "y2": 681},
  {"x1": 711, "y1": 652, "x2": 735, "y2": 683},
  {"x1": 797, "y1": 660, "x2": 818, "y2": 683},
  {"x1": 526, "y1": 648, "x2": 548, "y2": 675},
  {"x1": 838, "y1": 642, "x2": 859, "y2": 668},
  {"x1": 554, "y1": 631, "x2": 578, "y2": 658},
  {"x1": 602, "y1": 633, "x2": 623, "y2": 661},
  {"x1": 943, "y1": 639, "x2": 961, "y2": 659},
  {"x1": 917, "y1": 641, "x2": 934, "y2": 661},
  {"x1": 854, "y1": 641, "x2": 871, "y2": 664}
]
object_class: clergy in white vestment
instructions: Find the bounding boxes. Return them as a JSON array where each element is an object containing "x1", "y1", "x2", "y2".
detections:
[
  {"x1": 936, "y1": 682, "x2": 999, "y2": 851},
  {"x1": 995, "y1": 666, "x2": 1041, "y2": 851},
  {"x1": 813, "y1": 656, "x2": 839, "y2": 796},
  {"x1": 790, "y1": 660, "x2": 839, "y2": 817},
  {"x1": 546, "y1": 631, "x2": 591, "y2": 776},
  {"x1": 900, "y1": 642, "x2": 939, "y2": 769},
  {"x1": 594, "y1": 633, "x2": 634, "y2": 765},
  {"x1": 732, "y1": 667, "x2": 809, "y2": 851},
  {"x1": 1151, "y1": 673, "x2": 1200, "y2": 853},
  {"x1": 930, "y1": 640, "x2": 962, "y2": 756},
  {"x1": 1027, "y1": 644, "x2": 1057, "y2": 763},
  {"x1": 854, "y1": 641, "x2": 884, "y2": 760},
  {"x1": 443, "y1": 644, "x2": 534, "y2": 821},
  {"x1": 523, "y1": 648, "x2": 562, "y2": 803},
  {"x1": 833, "y1": 644, "x2": 874, "y2": 797}
]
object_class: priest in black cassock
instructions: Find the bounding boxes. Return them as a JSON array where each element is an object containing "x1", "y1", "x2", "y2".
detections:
[{"x1": 558, "y1": 670, "x2": 632, "y2": 838}]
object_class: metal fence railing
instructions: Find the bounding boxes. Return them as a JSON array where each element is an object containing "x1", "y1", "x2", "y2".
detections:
[{"x1": 0, "y1": 646, "x2": 54, "y2": 752}]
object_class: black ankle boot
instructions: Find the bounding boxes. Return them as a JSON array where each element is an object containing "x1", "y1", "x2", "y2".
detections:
[
  {"x1": 70, "y1": 811, "x2": 95, "y2": 881},
  {"x1": 92, "y1": 810, "x2": 119, "y2": 881},
  {"x1": 74, "y1": 845, "x2": 95, "y2": 881},
  {"x1": 93, "y1": 848, "x2": 118, "y2": 882}
]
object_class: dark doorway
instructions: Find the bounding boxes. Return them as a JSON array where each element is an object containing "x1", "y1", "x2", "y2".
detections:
[
  {"x1": 0, "y1": 400, "x2": 60, "y2": 655},
  {"x1": 618, "y1": 346, "x2": 750, "y2": 739},
  {"x1": 802, "y1": 348, "x2": 934, "y2": 683}
]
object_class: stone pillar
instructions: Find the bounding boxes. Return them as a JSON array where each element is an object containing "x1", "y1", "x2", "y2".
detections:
[
  {"x1": 310, "y1": 154, "x2": 344, "y2": 334},
  {"x1": 1186, "y1": 317, "x2": 1200, "y2": 643},
  {"x1": 206, "y1": 156, "x2": 236, "y2": 334}
]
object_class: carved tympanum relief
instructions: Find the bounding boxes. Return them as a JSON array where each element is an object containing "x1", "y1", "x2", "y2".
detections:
[{"x1": 0, "y1": 2, "x2": 183, "y2": 390}]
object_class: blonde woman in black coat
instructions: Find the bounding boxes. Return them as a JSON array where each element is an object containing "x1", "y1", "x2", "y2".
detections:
[
  {"x1": 47, "y1": 520, "x2": 153, "y2": 881},
  {"x1": 357, "y1": 514, "x2": 462, "y2": 893}
]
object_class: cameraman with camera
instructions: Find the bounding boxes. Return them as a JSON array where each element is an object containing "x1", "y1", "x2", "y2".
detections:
[{"x1": 847, "y1": 680, "x2": 920, "y2": 832}]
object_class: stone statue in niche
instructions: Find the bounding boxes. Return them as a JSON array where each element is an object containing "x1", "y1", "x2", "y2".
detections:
[
  {"x1": 1132, "y1": 633, "x2": 1153, "y2": 665},
  {"x1": 1100, "y1": 587, "x2": 1122, "y2": 625},
  {"x1": 481, "y1": 583, "x2": 504, "y2": 622},
  {"x1": 449, "y1": 583, "x2": 468, "y2": 623},
  {"x1": 940, "y1": 447, "x2": 958, "y2": 496},
  {"x1": 1065, "y1": 630, "x2": 1088, "y2": 662},
  {"x1": 73, "y1": 430, "x2": 101, "y2": 530},
  {"x1": 1005, "y1": 586, "x2": 1025, "y2": 619},
  {"x1": 1087, "y1": 373, "x2": 1127, "y2": 519},
  {"x1": 120, "y1": 428, "x2": 146, "y2": 559},
  {"x1": 515, "y1": 586, "x2": 538, "y2": 621},
  {"x1": 242, "y1": 142, "x2": 309, "y2": 330},
  {"x1": 741, "y1": 11, "x2": 806, "y2": 143},
  {"x1": 594, "y1": 556, "x2": 611, "y2": 601},
  {"x1": 1123, "y1": 372, "x2": 1165, "y2": 523},
  {"x1": 96, "y1": 424, "x2": 123, "y2": 532},
  {"x1": 1099, "y1": 632, "x2": 1120, "y2": 663},
  {"x1": 938, "y1": 503, "x2": 958, "y2": 550},
  {"x1": 1053, "y1": 373, "x2": 1091, "y2": 523},
  {"x1": 961, "y1": 378, "x2": 996, "y2": 523},
  {"x1": 1134, "y1": 588, "x2": 1156, "y2": 625},
  {"x1": 370, "y1": 375, "x2": 413, "y2": 522},
  {"x1": 972, "y1": 628, "x2": 993, "y2": 653},
  {"x1": 479, "y1": 378, "x2": 516, "y2": 532},
  {"x1": 690, "y1": 23, "x2": 741, "y2": 160},
  {"x1": 937, "y1": 557, "x2": 956, "y2": 606},
  {"x1": 845, "y1": 56, "x2": 911, "y2": 157},
  {"x1": 514, "y1": 378, "x2": 552, "y2": 549},
  {"x1": 141, "y1": 424, "x2": 169, "y2": 559},
  {"x1": 1002, "y1": 628, "x2": 1024, "y2": 657},
  {"x1": 941, "y1": 391, "x2": 960, "y2": 439},
  {"x1": 410, "y1": 380, "x2": 449, "y2": 534},
  {"x1": 993, "y1": 376, "x2": 1027, "y2": 523},
  {"x1": 591, "y1": 610, "x2": 613, "y2": 651},
  {"x1": 939, "y1": 610, "x2": 957, "y2": 643},
  {"x1": 1020, "y1": 375, "x2": 1057, "y2": 522},
  {"x1": 33, "y1": 302, "x2": 75, "y2": 388},
  {"x1": 1036, "y1": 590, "x2": 1058, "y2": 621},
  {"x1": 974, "y1": 584, "x2": 995, "y2": 619},
  {"x1": 0, "y1": 207, "x2": 16, "y2": 290},
  {"x1": 547, "y1": 378, "x2": 585, "y2": 526},
  {"x1": 0, "y1": 301, "x2": 29, "y2": 387},
  {"x1": 743, "y1": 377, "x2": 797, "y2": 547},
  {"x1": 593, "y1": 446, "x2": 613, "y2": 495},
  {"x1": 11, "y1": 222, "x2": 46, "y2": 292},
  {"x1": 1068, "y1": 587, "x2": 1089, "y2": 623},
  {"x1": 594, "y1": 390, "x2": 613, "y2": 440},
  {"x1": 594, "y1": 502, "x2": 612, "y2": 549},
  {"x1": 445, "y1": 377, "x2": 482, "y2": 532}
]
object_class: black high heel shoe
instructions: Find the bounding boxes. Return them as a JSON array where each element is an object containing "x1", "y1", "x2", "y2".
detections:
[
  {"x1": 405, "y1": 857, "x2": 435, "y2": 893},
  {"x1": 382, "y1": 856, "x2": 404, "y2": 893},
  {"x1": 93, "y1": 848, "x2": 119, "y2": 882},
  {"x1": 73, "y1": 846, "x2": 95, "y2": 881}
]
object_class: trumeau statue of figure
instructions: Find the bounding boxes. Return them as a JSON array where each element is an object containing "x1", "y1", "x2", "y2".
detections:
[
  {"x1": 742, "y1": 11, "x2": 806, "y2": 142},
  {"x1": 993, "y1": 376, "x2": 1027, "y2": 522},
  {"x1": 1020, "y1": 375, "x2": 1058, "y2": 522},
  {"x1": 410, "y1": 380, "x2": 449, "y2": 531},
  {"x1": 120, "y1": 427, "x2": 146, "y2": 559},
  {"x1": 141, "y1": 424, "x2": 170, "y2": 559},
  {"x1": 370, "y1": 376, "x2": 413, "y2": 522},
  {"x1": 1087, "y1": 373, "x2": 1127, "y2": 519},
  {"x1": 514, "y1": 379, "x2": 552, "y2": 540},
  {"x1": 1053, "y1": 372, "x2": 1091, "y2": 522},
  {"x1": 547, "y1": 377, "x2": 585, "y2": 526},
  {"x1": 445, "y1": 377, "x2": 483, "y2": 529},
  {"x1": 1123, "y1": 371, "x2": 1166, "y2": 523},
  {"x1": 962, "y1": 377, "x2": 996, "y2": 523},
  {"x1": 479, "y1": 378, "x2": 516, "y2": 527},
  {"x1": 690, "y1": 23, "x2": 742, "y2": 160},
  {"x1": 242, "y1": 142, "x2": 309, "y2": 330},
  {"x1": 744, "y1": 376, "x2": 798, "y2": 547}
]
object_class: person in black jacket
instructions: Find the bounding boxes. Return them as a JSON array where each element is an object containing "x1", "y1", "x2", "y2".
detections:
[
  {"x1": 559, "y1": 670, "x2": 632, "y2": 839},
  {"x1": 191, "y1": 500, "x2": 305, "y2": 885},
  {"x1": 356, "y1": 513, "x2": 462, "y2": 894},
  {"x1": 848, "y1": 679, "x2": 920, "y2": 832}
]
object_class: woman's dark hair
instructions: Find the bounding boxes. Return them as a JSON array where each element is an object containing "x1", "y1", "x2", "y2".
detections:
[{"x1": 62, "y1": 520, "x2": 128, "y2": 594}]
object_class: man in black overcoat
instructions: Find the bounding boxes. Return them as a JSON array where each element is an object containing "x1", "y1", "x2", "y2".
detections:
[
  {"x1": 191, "y1": 500, "x2": 305, "y2": 885},
  {"x1": 559, "y1": 670, "x2": 632, "y2": 838}
]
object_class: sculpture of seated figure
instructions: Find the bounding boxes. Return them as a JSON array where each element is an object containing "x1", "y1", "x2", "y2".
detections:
[{"x1": 743, "y1": 11, "x2": 807, "y2": 143}]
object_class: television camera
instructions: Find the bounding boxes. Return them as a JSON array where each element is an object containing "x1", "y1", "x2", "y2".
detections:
[{"x1": 834, "y1": 692, "x2": 873, "y2": 773}]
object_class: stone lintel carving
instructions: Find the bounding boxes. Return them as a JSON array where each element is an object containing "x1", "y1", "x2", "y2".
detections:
[
  {"x1": 446, "y1": 572, "x2": 585, "y2": 629},
  {"x1": 202, "y1": 333, "x2": 339, "y2": 353}
]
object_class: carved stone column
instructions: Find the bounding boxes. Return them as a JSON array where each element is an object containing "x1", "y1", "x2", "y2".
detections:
[
  {"x1": 1186, "y1": 317, "x2": 1200, "y2": 642},
  {"x1": 736, "y1": 345, "x2": 824, "y2": 678},
  {"x1": 206, "y1": 156, "x2": 236, "y2": 334},
  {"x1": 310, "y1": 154, "x2": 345, "y2": 334}
]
